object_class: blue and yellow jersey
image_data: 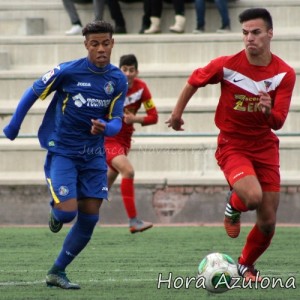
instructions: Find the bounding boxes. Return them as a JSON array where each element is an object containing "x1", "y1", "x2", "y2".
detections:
[{"x1": 34, "y1": 57, "x2": 127, "y2": 161}]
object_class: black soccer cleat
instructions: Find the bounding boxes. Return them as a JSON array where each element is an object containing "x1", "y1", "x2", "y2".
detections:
[{"x1": 48, "y1": 210, "x2": 63, "y2": 233}]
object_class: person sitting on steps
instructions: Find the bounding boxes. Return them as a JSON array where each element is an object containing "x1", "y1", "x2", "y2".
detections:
[
  {"x1": 62, "y1": 0, "x2": 127, "y2": 35},
  {"x1": 143, "y1": 0, "x2": 186, "y2": 34}
]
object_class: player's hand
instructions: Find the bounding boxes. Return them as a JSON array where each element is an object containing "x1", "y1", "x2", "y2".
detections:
[
  {"x1": 165, "y1": 115, "x2": 184, "y2": 131},
  {"x1": 123, "y1": 109, "x2": 135, "y2": 125},
  {"x1": 3, "y1": 124, "x2": 19, "y2": 140},
  {"x1": 90, "y1": 119, "x2": 106, "y2": 135},
  {"x1": 258, "y1": 91, "x2": 272, "y2": 115}
]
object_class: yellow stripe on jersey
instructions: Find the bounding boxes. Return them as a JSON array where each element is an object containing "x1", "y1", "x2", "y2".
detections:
[
  {"x1": 143, "y1": 98, "x2": 155, "y2": 111},
  {"x1": 108, "y1": 92, "x2": 123, "y2": 119},
  {"x1": 47, "y1": 178, "x2": 61, "y2": 204},
  {"x1": 62, "y1": 95, "x2": 69, "y2": 113},
  {"x1": 39, "y1": 79, "x2": 56, "y2": 100}
]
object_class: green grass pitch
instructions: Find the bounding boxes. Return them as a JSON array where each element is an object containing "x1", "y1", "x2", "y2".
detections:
[{"x1": 0, "y1": 225, "x2": 299, "y2": 300}]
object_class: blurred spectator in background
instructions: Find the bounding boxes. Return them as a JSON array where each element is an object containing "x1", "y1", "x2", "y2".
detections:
[
  {"x1": 62, "y1": 0, "x2": 105, "y2": 35},
  {"x1": 168, "y1": 0, "x2": 186, "y2": 33},
  {"x1": 193, "y1": 0, "x2": 231, "y2": 34},
  {"x1": 107, "y1": 0, "x2": 127, "y2": 33},
  {"x1": 139, "y1": 0, "x2": 151, "y2": 33},
  {"x1": 63, "y1": 0, "x2": 127, "y2": 35},
  {"x1": 143, "y1": 0, "x2": 186, "y2": 34},
  {"x1": 143, "y1": 0, "x2": 162, "y2": 34}
]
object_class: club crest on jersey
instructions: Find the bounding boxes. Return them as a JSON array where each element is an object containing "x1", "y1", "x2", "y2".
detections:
[
  {"x1": 58, "y1": 186, "x2": 69, "y2": 196},
  {"x1": 264, "y1": 80, "x2": 272, "y2": 90},
  {"x1": 104, "y1": 81, "x2": 114, "y2": 95}
]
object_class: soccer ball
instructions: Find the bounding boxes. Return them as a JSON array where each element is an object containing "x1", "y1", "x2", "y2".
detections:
[{"x1": 197, "y1": 252, "x2": 238, "y2": 293}]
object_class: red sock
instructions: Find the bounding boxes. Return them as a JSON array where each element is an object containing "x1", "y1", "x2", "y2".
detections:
[
  {"x1": 120, "y1": 178, "x2": 137, "y2": 219},
  {"x1": 231, "y1": 192, "x2": 248, "y2": 212},
  {"x1": 239, "y1": 224, "x2": 274, "y2": 266}
]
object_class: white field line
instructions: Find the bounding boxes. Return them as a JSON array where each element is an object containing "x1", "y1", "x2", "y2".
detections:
[
  {"x1": 0, "y1": 278, "x2": 157, "y2": 286},
  {"x1": 0, "y1": 280, "x2": 45, "y2": 286},
  {"x1": 0, "y1": 271, "x2": 298, "y2": 286}
]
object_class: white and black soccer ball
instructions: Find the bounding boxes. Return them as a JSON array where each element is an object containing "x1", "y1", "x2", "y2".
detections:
[{"x1": 197, "y1": 252, "x2": 238, "y2": 293}]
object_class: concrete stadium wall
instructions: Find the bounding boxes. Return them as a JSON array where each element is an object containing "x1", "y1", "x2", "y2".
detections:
[{"x1": 1, "y1": 184, "x2": 300, "y2": 225}]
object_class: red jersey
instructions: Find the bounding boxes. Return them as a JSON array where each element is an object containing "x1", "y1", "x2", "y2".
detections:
[
  {"x1": 105, "y1": 77, "x2": 158, "y2": 147},
  {"x1": 188, "y1": 50, "x2": 296, "y2": 139}
]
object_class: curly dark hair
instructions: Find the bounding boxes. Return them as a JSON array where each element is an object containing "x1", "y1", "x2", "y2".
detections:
[{"x1": 82, "y1": 20, "x2": 114, "y2": 37}]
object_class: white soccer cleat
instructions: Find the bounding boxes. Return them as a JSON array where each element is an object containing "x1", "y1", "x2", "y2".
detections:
[{"x1": 129, "y1": 218, "x2": 153, "y2": 234}]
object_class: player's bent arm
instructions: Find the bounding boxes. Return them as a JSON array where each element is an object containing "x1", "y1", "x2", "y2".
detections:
[
  {"x1": 172, "y1": 83, "x2": 198, "y2": 119},
  {"x1": 141, "y1": 106, "x2": 158, "y2": 126},
  {"x1": 265, "y1": 71, "x2": 296, "y2": 130},
  {"x1": 265, "y1": 96, "x2": 291, "y2": 130},
  {"x1": 104, "y1": 118, "x2": 122, "y2": 136},
  {"x1": 141, "y1": 98, "x2": 158, "y2": 126},
  {"x1": 3, "y1": 87, "x2": 38, "y2": 140},
  {"x1": 90, "y1": 118, "x2": 122, "y2": 136},
  {"x1": 166, "y1": 83, "x2": 198, "y2": 131}
]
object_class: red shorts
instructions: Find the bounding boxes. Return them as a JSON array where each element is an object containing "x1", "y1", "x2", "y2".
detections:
[
  {"x1": 105, "y1": 140, "x2": 130, "y2": 171},
  {"x1": 215, "y1": 132, "x2": 280, "y2": 192}
]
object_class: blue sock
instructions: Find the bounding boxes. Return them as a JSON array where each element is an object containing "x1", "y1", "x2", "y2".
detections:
[
  {"x1": 54, "y1": 212, "x2": 99, "y2": 270},
  {"x1": 52, "y1": 207, "x2": 77, "y2": 223}
]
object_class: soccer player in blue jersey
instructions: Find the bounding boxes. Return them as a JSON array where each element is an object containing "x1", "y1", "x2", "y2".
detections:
[{"x1": 3, "y1": 20, "x2": 127, "y2": 290}]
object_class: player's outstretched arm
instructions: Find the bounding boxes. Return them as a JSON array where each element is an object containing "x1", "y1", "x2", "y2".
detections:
[
  {"x1": 166, "y1": 83, "x2": 198, "y2": 131},
  {"x1": 3, "y1": 87, "x2": 38, "y2": 140}
]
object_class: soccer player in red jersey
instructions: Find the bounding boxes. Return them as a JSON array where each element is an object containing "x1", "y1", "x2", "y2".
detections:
[
  {"x1": 105, "y1": 54, "x2": 158, "y2": 233},
  {"x1": 166, "y1": 8, "x2": 296, "y2": 282}
]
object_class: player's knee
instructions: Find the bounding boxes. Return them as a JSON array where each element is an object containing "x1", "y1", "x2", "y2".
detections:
[
  {"x1": 77, "y1": 212, "x2": 99, "y2": 235},
  {"x1": 245, "y1": 190, "x2": 263, "y2": 210},
  {"x1": 53, "y1": 208, "x2": 77, "y2": 223},
  {"x1": 258, "y1": 221, "x2": 276, "y2": 236},
  {"x1": 257, "y1": 212, "x2": 277, "y2": 235},
  {"x1": 81, "y1": 213, "x2": 99, "y2": 227},
  {"x1": 122, "y1": 168, "x2": 134, "y2": 178},
  {"x1": 121, "y1": 163, "x2": 134, "y2": 178}
]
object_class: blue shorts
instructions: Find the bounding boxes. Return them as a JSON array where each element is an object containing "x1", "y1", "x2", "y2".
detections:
[{"x1": 44, "y1": 153, "x2": 108, "y2": 204}]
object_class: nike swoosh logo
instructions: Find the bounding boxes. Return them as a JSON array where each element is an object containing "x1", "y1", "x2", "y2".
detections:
[{"x1": 233, "y1": 78, "x2": 244, "y2": 82}]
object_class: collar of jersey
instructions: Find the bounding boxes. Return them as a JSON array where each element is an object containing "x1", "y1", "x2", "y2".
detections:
[{"x1": 86, "y1": 58, "x2": 111, "y2": 74}]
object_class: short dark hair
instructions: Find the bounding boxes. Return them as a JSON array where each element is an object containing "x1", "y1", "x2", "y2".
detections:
[
  {"x1": 239, "y1": 8, "x2": 273, "y2": 30},
  {"x1": 119, "y1": 54, "x2": 138, "y2": 69},
  {"x1": 82, "y1": 20, "x2": 114, "y2": 37}
]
